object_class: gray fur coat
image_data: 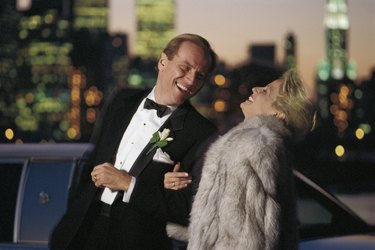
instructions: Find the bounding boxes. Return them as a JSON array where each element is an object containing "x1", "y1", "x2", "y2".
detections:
[{"x1": 168, "y1": 115, "x2": 298, "y2": 250}]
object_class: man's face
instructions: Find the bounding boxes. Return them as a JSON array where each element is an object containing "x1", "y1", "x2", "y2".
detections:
[{"x1": 155, "y1": 41, "x2": 210, "y2": 106}]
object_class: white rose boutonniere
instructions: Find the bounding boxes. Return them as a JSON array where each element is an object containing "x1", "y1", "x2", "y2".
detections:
[{"x1": 147, "y1": 128, "x2": 173, "y2": 155}]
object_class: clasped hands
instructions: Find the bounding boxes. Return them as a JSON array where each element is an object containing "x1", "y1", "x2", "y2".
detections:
[
  {"x1": 91, "y1": 162, "x2": 131, "y2": 192},
  {"x1": 90, "y1": 162, "x2": 191, "y2": 191}
]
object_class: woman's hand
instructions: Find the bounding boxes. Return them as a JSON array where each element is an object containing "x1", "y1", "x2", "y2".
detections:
[{"x1": 164, "y1": 162, "x2": 192, "y2": 190}]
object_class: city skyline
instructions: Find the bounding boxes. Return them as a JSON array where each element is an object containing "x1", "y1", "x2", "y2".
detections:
[{"x1": 109, "y1": 0, "x2": 375, "y2": 88}]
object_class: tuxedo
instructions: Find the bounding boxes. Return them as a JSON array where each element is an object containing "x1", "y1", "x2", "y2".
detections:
[{"x1": 49, "y1": 88, "x2": 217, "y2": 249}]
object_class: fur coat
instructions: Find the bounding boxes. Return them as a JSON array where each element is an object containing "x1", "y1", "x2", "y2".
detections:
[{"x1": 168, "y1": 115, "x2": 298, "y2": 250}]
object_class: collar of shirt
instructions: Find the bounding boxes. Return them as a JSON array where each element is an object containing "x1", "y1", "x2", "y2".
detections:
[{"x1": 141, "y1": 87, "x2": 177, "y2": 114}]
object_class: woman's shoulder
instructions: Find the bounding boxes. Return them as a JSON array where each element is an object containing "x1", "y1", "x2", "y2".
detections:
[{"x1": 225, "y1": 116, "x2": 290, "y2": 151}]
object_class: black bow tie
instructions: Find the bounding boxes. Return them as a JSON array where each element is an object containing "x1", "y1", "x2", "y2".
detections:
[{"x1": 144, "y1": 98, "x2": 169, "y2": 117}]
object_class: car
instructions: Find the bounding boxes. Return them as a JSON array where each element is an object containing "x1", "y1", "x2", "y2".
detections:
[
  {"x1": 0, "y1": 143, "x2": 374, "y2": 249},
  {"x1": 0, "y1": 143, "x2": 93, "y2": 250}
]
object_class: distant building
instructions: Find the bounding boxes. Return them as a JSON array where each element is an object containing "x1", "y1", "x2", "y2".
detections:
[
  {"x1": 70, "y1": 0, "x2": 130, "y2": 141},
  {"x1": 0, "y1": 0, "x2": 130, "y2": 143},
  {"x1": 127, "y1": 0, "x2": 175, "y2": 88},
  {"x1": 0, "y1": 0, "x2": 20, "y2": 138},
  {"x1": 316, "y1": 0, "x2": 355, "y2": 139},
  {"x1": 15, "y1": 1, "x2": 73, "y2": 142},
  {"x1": 284, "y1": 32, "x2": 296, "y2": 70},
  {"x1": 135, "y1": 0, "x2": 175, "y2": 60}
]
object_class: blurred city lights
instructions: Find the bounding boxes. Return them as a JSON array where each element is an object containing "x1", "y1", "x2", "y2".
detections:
[
  {"x1": 335, "y1": 145, "x2": 345, "y2": 157},
  {"x1": 213, "y1": 99, "x2": 228, "y2": 112},
  {"x1": 5, "y1": 128, "x2": 14, "y2": 141},
  {"x1": 213, "y1": 74, "x2": 226, "y2": 86},
  {"x1": 355, "y1": 128, "x2": 365, "y2": 140}
]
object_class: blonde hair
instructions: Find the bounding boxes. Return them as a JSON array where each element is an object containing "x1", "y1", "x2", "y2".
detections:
[{"x1": 274, "y1": 69, "x2": 316, "y2": 141}]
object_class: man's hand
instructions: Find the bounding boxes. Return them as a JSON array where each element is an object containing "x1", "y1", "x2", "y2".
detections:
[
  {"x1": 91, "y1": 162, "x2": 132, "y2": 191},
  {"x1": 164, "y1": 162, "x2": 192, "y2": 190}
]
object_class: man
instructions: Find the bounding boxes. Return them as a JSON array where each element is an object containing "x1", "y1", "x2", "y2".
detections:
[{"x1": 49, "y1": 33, "x2": 218, "y2": 249}]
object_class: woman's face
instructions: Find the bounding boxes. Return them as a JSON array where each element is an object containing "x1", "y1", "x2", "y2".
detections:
[{"x1": 240, "y1": 79, "x2": 282, "y2": 119}]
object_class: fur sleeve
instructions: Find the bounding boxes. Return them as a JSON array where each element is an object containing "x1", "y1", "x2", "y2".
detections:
[{"x1": 246, "y1": 125, "x2": 284, "y2": 250}]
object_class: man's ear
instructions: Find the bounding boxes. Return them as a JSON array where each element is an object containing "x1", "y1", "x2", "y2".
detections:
[{"x1": 158, "y1": 53, "x2": 168, "y2": 71}]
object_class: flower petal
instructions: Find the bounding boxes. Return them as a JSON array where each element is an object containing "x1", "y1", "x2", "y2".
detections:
[{"x1": 160, "y1": 128, "x2": 170, "y2": 140}]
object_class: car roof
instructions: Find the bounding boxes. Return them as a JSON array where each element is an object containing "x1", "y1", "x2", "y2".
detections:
[
  {"x1": 299, "y1": 234, "x2": 375, "y2": 250},
  {"x1": 0, "y1": 143, "x2": 93, "y2": 158}
]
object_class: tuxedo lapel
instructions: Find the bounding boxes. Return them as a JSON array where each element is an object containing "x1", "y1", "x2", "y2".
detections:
[
  {"x1": 128, "y1": 103, "x2": 189, "y2": 177},
  {"x1": 105, "y1": 90, "x2": 150, "y2": 163}
]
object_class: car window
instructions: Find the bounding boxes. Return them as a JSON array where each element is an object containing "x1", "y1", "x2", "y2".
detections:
[
  {"x1": 16, "y1": 159, "x2": 77, "y2": 244},
  {"x1": 297, "y1": 192, "x2": 332, "y2": 226},
  {"x1": 0, "y1": 161, "x2": 24, "y2": 242},
  {"x1": 295, "y1": 173, "x2": 370, "y2": 240}
]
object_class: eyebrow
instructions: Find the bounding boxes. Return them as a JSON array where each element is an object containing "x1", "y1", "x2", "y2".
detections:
[{"x1": 180, "y1": 60, "x2": 207, "y2": 77}]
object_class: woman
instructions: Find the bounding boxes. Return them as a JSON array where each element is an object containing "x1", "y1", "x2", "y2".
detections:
[{"x1": 165, "y1": 69, "x2": 316, "y2": 250}]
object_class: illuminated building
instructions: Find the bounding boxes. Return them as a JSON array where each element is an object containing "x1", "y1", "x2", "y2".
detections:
[
  {"x1": 0, "y1": 0, "x2": 20, "y2": 141},
  {"x1": 73, "y1": 0, "x2": 107, "y2": 32},
  {"x1": 71, "y1": 0, "x2": 130, "y2": 141},
  {"x1": 135, "y1": 0, "x2": 175, "y2": 59},
  {"x1": 69, "y1": 0, "x2": 107, "y2": 140},
  {"x1": 127, "y1": 0, "x2": 175, "y2": 89},
  {"x1": 316, "y1": 0, "x2": 355, "y2": 139},
  {"x1": 15, "y1": 1, "x2": 73, "y2": 142}
]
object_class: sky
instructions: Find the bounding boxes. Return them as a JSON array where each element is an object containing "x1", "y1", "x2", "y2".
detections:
[{"x1": 108, "y1": 0, "x2": 375, "y2": 88}]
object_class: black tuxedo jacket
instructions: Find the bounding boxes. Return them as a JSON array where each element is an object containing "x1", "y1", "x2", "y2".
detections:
[{"x1": 49, "y1": 88, "x2": 217, "y2": 249}]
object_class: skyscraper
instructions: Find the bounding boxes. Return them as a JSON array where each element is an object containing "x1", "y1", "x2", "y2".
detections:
[
  {"x1": 284, "y1": 32, "x2": 296, "y2": 70},
  {"x1": 0, "y1": 0, "x2": 20, "y2": 139},
  {"x1": 14, "y1": 0, "x2": 73, "y2": 142},
  {"x1": 317, "y1": 0, "x2": 355, "y2": 139},
  {"x1": 73, "y1": 0, "x2": 107, "y2": 32},
  {"x1": 135, "y1": 0, "x2": 175, "y2": 59},
  {"x1": 318, "y1": 0, "x2": 356, "y2": 81}
]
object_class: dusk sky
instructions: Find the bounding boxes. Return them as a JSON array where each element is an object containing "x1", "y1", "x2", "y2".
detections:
[{"x1": 109, "y1": 0, "x2": 375, "y2": 88}]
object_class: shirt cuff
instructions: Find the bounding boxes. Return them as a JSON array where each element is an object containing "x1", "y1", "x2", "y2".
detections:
[{"x1": 122, "y1": 176, "x2": 136, "y2": 203}]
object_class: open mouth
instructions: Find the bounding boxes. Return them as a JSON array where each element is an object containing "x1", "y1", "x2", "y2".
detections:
[
  {"x1": 248, "y1": 96, "x2": 254, "y2": 103},
  {"x1": 176, "y1": 81, "x2": 193, "y2": 95}
]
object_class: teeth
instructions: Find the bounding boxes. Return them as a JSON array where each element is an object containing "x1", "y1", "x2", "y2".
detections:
[
  {"x1": 249, "y1": 96, "x2": 254, "y2": 102},
  {"x1": 177, "y1": 83, "x2": 188, "y2": 91},
  {"x1": 176, "y1": 82, "x2": 193, "y2": 94}
]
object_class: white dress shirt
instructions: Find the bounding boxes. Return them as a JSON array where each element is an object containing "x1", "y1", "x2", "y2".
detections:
[{"x1": 100, "y1": 88, "x2": 175, "y2": 204}]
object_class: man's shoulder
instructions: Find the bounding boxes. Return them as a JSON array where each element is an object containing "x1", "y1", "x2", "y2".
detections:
[
  {"x1": 181, "y1": 102, "x2": 217, "y2": 132},
  {"x1": 110, "y1": 87, "x2": 149, "y2": 102}
]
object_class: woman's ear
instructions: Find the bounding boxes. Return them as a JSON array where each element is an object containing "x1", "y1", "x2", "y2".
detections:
[
  {"x1": 274, "y1": 111, "x2": 286, "y2": 120},
  {"x1": 158, "y1": 53, "x2": 168, "y2": 71}
]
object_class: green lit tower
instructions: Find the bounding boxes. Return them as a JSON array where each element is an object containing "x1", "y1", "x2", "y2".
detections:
[
  {"x1": 135, "y1": 0, "x2": 175, "y2": 59},
  {"x1": 284, "y1": 32, "x2": 296, "y2": 70},
  {"x1": 317, "y1": 0, "x2": 356, "y2": 139},
  {"x1": 318, "y1": 0, "x2": 356, "y2": 81}
]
